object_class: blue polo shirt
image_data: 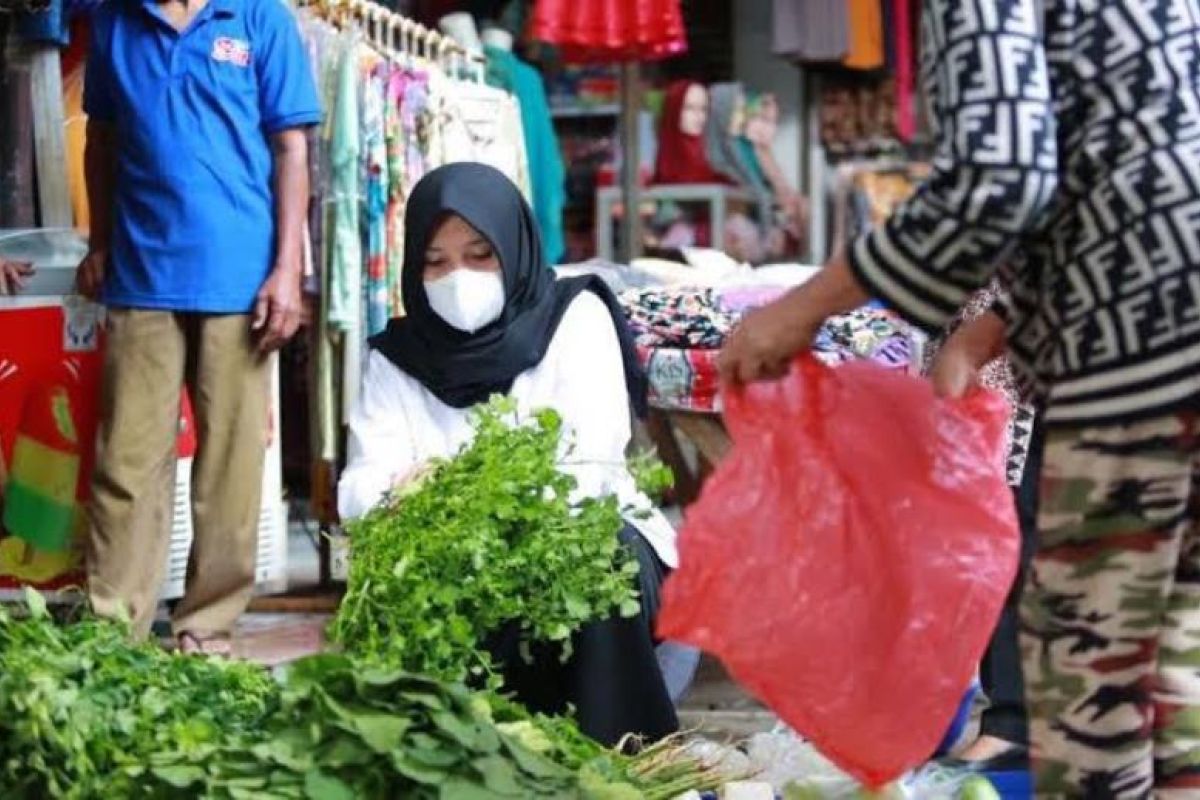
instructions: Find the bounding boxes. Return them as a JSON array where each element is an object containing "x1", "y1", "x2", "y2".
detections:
[{"x1": 84, "y1": 0, "x2": 322, "y2": 312}]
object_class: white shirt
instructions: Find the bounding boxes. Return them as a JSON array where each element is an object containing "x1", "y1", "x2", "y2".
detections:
[{"x1": 338, "y1": 292, "x2": 679, "y2": 568}]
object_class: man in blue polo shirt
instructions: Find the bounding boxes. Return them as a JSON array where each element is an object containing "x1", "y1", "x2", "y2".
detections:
[{"x1": 79, "y1": 0, "x2": 321, "y2": 652}]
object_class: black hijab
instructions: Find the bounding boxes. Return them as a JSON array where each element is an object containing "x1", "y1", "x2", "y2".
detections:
[{"x1": 371, "y1": 162, "x2": 649, "y2": 418}]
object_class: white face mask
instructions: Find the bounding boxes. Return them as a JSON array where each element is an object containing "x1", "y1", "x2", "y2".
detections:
[{"x1": 424, "y1": 268, "x2": 506, "y2": 333}]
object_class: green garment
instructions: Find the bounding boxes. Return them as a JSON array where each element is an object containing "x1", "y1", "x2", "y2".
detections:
[
  {"x1": 485, "y1": 45, "x2": 566, "y2": 265},
  {"x1": 327, "y1": 40, "x2": 361, "y2": 333}
]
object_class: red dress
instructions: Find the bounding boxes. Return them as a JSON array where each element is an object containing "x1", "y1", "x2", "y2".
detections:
[{"x1": 529, "y1": 0, "x2": 688, "y2": 62}]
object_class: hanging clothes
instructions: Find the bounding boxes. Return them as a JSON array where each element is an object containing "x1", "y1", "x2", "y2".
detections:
[
  {"x1": 771, "y1": 0, "x2": 849, "y2": 65},
  {"x1": 329, "y1": 39, "x2": 364, "y2": 416},
  {"x1": 844, "y1": 0, "x2": 886, "y2": 71},
  {"x1": 327, "y1": 39, "x2": 362, "y2": 337},
  {"x1": 291, "y1": 4, "x2": 534, "y2": 506},
  {"x1": 485, "y1": 45, "x2": 565, "y2": 265},
  {"x1": 435, "y1": 75, "x2": 532, "y2": 202},
  {"x1": 384, "y1": 68, "x2": 408, "y2": 319},
  {"x1": 299, "y1": 10, "x2": 341, "y2": 466},
  {"x1": 362, "y1": 59, "x2": 390, "y2": 338},
  {"x1": 529, "y1": 0, "x2": 687, "y2": 63},
  {"x1": 891, "y1": 0, "x2": 916, "y2": 141}
]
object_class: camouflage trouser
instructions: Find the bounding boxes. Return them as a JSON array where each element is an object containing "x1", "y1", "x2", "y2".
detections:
[{"x1": 1022, "y1": 412, "x2": 1200, "y2": 798}]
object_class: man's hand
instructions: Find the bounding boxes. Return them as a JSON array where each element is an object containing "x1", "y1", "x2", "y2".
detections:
[
  {"x1": 252, "y1": 263, "x2": 302, "y2": 354},
  {"x1": 718, "y1": 252, "x2": 869, "y2": 386},
  {"x1": 929, "y1": 339, "x2": 980, "y2": 400},
  {"x1": 256, "y1": 128, "x2": 310, "y2": 355},
  {"x1": 929, "y1": 311, "x2": 1007, "y2": 399},
  {"x1": 719, "y1": 293, "x2": 821, "y2": 385},
  {"x1": 75, "y1": 249, "x2": 107, "y2": 300},
  {"x1": 0, "y1": 259, "x2": 34, "y2": 295}
]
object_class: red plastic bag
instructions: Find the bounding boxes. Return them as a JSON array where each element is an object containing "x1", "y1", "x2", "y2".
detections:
[{"x1": 657, "y1": 356, "x2": 1020, "y2": 787}]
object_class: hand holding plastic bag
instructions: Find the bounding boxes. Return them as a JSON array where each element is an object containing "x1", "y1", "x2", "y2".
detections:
[{"x1": 657, "y1": 356, "x2": 1019, "y2": 787}]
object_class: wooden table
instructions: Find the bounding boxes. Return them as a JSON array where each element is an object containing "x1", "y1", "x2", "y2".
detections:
[{"x1": 644, "y1": 408, "x2": 731, "y2": 507}]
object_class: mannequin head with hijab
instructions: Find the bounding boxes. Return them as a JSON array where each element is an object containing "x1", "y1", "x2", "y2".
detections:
[
  {"x1": 678, "y1": 83, "x2": 708, "y2": 136},
  {"x1": 743, "y1": 93, "x2": 779, "y2": 147},
  {"x1": 704, "y1": 82, "x2": 753, "y2": 187},
  {"x1": 654, "y1": 81, "x2": 726, "y2": 185}
]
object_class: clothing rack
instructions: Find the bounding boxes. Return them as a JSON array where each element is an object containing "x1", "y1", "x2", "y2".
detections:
[
  {"x1": 283, "y1": 0, "x2": 535, "y2": 584},
  {"x1": 297, "y1": 0, "x2": 486, "y2": 82}
]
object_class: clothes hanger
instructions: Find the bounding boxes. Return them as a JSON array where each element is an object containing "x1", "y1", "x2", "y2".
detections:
[
  {"x1": 372, "y1": 7, "x2": 390, "y2": 55},
  {"x1": 386, "y1": 15, "x2": 403, "y2": 64},
  {"x1": 422, "y1": 29, "x2": 440, "y2": 70},
  {"x1": 402, "y1": 18, "x2": 418, "y2": 69}
]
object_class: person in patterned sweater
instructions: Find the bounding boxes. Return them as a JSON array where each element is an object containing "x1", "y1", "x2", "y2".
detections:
[{"x1": 722, "y1": 0, "x2": 1200, "y2": 795}]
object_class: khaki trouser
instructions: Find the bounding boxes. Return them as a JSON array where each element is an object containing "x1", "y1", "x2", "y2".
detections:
[{"x1": 87, "y1": 310, "x2": 269, "y2": 639}]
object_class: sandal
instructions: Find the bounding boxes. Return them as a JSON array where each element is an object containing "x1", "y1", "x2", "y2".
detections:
[{"x1": 177, "y1": 631, "x2": 234, "y2": 659}]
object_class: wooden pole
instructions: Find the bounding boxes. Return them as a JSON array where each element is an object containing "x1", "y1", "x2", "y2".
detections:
[{"x1": 618, "y1": 60, "x2": 642, "y2": 263}]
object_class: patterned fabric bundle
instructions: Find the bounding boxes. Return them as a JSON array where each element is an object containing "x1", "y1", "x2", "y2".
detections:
[
  {"x1": 621, "y1": 288, "x2": 917, "y2": 412},
  {"x1": 622, "y1": 289, "x2": 736, "y2": 351},
  {"x1": 813, "y1": 307, "x2": 915, "y2": 372}
]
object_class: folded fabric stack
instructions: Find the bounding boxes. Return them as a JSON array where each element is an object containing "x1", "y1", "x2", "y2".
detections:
[
  {"x1": 813, "y1": 307, "x2": 915, "y2": 372},
  {"x1": 623, "y1": 288, "x2": 737, "y2": 351},
  {"x1": 620, "y1": 287, "x2": 917, "y2": 413}
]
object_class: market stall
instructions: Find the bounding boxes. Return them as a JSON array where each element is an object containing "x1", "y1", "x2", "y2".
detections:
[{"x1": 563, "y1": 256, "x2": 924, "y2": 501}]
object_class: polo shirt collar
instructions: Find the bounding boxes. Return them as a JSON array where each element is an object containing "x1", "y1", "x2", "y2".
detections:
[
  {"x1": 133, "y1": 0, "x2": 239, "y2": 21},
  {"x1": 208, "y1": 0, "x2": 238, "y2": 18}
]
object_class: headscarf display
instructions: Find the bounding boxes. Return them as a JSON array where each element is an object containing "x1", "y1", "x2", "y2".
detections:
[
  {"x1": 653, "y1": 81, "x2": 727, "y2": 185},
  {"x1": 704, "y1": 83, "x2": 774, "y2": 227},
  {"x1": 371, "y1": 162, "x2": 649, "y2": 417},
  {"x1": 703, "y1": 83, "x2": 749, "y2": 186}
]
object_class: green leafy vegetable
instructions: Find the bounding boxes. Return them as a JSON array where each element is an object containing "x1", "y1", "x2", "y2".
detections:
[
  {"x1": 0, "y1": 604, "x2": 724, "y2": 799},
  {"x1": 0, "y1": 601, "x2": 277, "y2": 799},
  {"x1": 330, "y1": 398, "x2": 644, "y2": 685},
  {"x1": 627, "y1": 450, "x2": 675, "y2": 503}
]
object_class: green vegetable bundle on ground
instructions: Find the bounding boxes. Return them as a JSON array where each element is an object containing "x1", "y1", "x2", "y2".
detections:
[
  {"x1": 0, "y1": 591, "x2": 278, "y2": 799},
  {"x1": 330, "y1": 398, "x2": 646, "y2": 685},
  {"x1": 147, "y1": 654, "x2": 587, "y2": 799},
  {"x1": 0, "y1": 599, "x2": 722, "y2": 799}
]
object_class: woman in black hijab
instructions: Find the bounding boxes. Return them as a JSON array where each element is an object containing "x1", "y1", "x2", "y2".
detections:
[{"x1": 339, "y1": 162, "x2": 679, "y2": 746}]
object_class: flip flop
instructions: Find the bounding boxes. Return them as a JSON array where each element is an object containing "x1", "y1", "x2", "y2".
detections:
[{"x1": 177, "y1": 631, "x2": 234, "y2": 659}]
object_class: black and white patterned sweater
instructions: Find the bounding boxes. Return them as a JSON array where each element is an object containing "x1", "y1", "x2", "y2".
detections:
[{"x1": 848, "y1": 0, "x2": 1200, "y2": 427}]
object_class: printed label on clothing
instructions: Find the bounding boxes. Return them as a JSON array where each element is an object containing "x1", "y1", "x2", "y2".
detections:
[
  {"x1": 62, "y1": 296, "x2": 102, "y2": 353},
  {"x1": 211, "y1": 37, "x2": 252, "y2": 67}
]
